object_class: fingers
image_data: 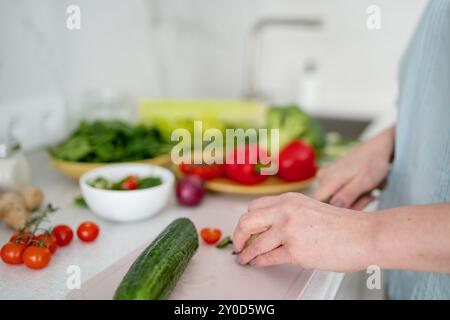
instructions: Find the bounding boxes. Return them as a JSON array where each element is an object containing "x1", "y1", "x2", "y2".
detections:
[
  {"x1": 329, "y1": 173, "x2": 375, "y2": 208},
  {"x1": 232, "y1": 207, "x2": 278, "y2": 253},
  {"x1": 251, "y1": 246, "x2": 291, "y2": 267},
  {"x1": 313, "y1": 174, "x2": 346, "y2": 203},
  {"x1": 237, "y1": 229, "x2": 282, "y2": 265},
  {"x1": 351, "y1": 195, "x2": 376, "y2": 211},
  {"x1": 248, "y1": 195, "x2": 281, "y2": 211}
]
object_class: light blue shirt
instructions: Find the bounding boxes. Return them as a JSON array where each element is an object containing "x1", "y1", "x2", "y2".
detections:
[{"x1": 378, "y1": 0, "x2": 450, "y2": 299}]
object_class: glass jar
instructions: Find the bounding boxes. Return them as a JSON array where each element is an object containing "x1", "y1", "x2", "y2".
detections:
[
  {"x1": 81, "y1": 88, "x2": 136, "y2": 123},
  {"x1": 0, "y1": 140, "x2": 31, "y2": 192}
]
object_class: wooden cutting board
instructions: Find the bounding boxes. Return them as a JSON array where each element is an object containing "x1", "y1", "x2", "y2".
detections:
[{"x1": 172, "y1": 164, "x2": 316, "y2": 195}]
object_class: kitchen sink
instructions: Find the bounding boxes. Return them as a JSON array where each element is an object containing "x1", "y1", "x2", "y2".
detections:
[{"x1": 315, "y1": 116, "x2": 372, "y2": 140}]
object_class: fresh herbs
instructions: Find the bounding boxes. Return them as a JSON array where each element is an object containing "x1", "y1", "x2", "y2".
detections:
[
  {"x1": 216, "y1": 236, "x2": 233, "y2": 249},
  {"x1": 22, "y1": 203, "x2": 59, "y2": 235},
  {"x1": 50, "y1": 120, "x2": 172, "y2": 162},
  {"x1": 74, "y1": 196, "x2": 88, "y2": 208}
]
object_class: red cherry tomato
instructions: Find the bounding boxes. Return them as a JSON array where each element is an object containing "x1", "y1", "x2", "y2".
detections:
[
  {"x1": 22, "y1": 245, "x2": 52, "y2": 270},
  {"x1": 10, "y1": 231, "x2": 33, "y2": 245},
  {"x1": 77, "y1": 221, "x2": 100, "y2": 242},
  {"x1": 179, "y1": 163, "x2": 224, "y2": 180},
  {"x1": 1, "y1": 242, "x2": 26, "y2": 265},
  {"x1": 120, "y1": 176, "x2": 138, "y2": 190},
  {"x1": 52, "y1": 225, "x2": 73, "y2": 246},
  {"x1": 277, "y1": 140, "x2": 317, "y2": 182},
  {"x1": 224, "y1": 144, "x2": 269, "y2": 185},
  {"x1": 200, "y1": 228, "x2": 222, "y2": 245},
  {"x1": 34, "y1": 234, "x2": 58, "y2": 254}
]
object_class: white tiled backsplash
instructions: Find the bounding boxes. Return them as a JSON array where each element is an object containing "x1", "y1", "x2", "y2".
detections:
[
  {"x1": 0, "y1": 0, "x2": 427, "y2": 123},
  {"x1": 0, "y1": 96, "x2": 68, "y2": 150}
]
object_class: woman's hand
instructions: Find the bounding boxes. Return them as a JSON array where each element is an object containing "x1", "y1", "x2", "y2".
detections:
[
  {"x1": 314, "y1": 126, "x2": 395, "y2": 209},
  {"x1": 233, "y1": 192, "x2": 375, "y2": 271}
]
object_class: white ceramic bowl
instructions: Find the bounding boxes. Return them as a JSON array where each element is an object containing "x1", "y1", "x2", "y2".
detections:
[{"x1": 80, "y1": 164, "x2": 175, "y2": 222}]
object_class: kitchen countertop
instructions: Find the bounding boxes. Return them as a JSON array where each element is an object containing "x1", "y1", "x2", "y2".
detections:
[{"x1": 0, "y1": 151, "x2": 344, "y2": 300}]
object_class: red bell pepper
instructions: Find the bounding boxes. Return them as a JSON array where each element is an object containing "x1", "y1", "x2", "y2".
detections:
[
  {"x1": 224, "y1": 144, "x2": 269, "y2": 185},
  {"x1": 277, "y1": 140, "x2": 317, "y2": 182}
]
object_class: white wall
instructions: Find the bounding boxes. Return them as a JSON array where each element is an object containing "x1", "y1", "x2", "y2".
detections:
[
  {"x1": 0, "y1": 0, "x2": 428, "y2": 120},
  {"x1": 257, "y1": 0, "x2": 428, "y2": 118}
]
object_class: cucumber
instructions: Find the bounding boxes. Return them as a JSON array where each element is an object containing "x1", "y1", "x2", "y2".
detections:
[{"x1": 114, "y1": 218, "x2": 199, "y2": 300}]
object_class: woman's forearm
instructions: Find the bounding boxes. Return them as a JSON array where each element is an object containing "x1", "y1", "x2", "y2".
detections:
[
  {"x1": 368, "y1": 204, "x2": 450, "y2": 273},
  {"x1": 373, "y1": 124, "x2": 396, "y2": 163}
]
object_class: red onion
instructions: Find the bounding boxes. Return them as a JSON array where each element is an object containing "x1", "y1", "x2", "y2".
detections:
[{"x1": 176, "y1": 176, "x2": 206, "y2": 207}]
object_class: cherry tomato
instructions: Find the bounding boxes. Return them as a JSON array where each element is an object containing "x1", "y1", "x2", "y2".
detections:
[
  {"x1": 77, "y1": 221, "x2": 100, "y2": 242},
  {"x1": 51, "y1": 225, "x2": 73, "y2": 246},
  {"x1": 1, "y1": 242, "x2": 26, "y2": 265},
  {"x1": 34, "y1": 234, "x2": 58, "y2": 254},
  {"x1": 277, "y1": 140, "x2": 317, "y2": 182},
  {"x1": 200, "y1": 228, "x2": 222, "y2": 245},
  {"x1": 22, "y1": 245, "x2": 52, "y2": 270},
  {"x1": 224, "y1": 144, "x2": 269, "y2": 185},
  {"x1": 10, "y1": 231, "x2": 33, "y2": 245},
  {"x1": 179, "y1": 163, "x2": 224, "y2": 180},
  {"x1": 120, "y1": 175, "x2": 138, "y2": 190}
]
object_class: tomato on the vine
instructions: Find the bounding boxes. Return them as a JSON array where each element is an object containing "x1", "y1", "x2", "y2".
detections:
[
  {"x1": 34, "y1": 234, "x2": 58, "y2": 254},
  {"x1": 22, "y1": 245, "x2": 52, "y2": 270},
  {"x1": 1, "y1": 242, "x2": 26, "y2": 265},
  {"x1": 52, "y1": 225, "x2": 73, "y2": 246},
  {"x1": 10, "y1": 231, "x2": 33, "y2": 245},
  {"x1": 77, "y1": 221, "x2": 100, "y2": 242}
]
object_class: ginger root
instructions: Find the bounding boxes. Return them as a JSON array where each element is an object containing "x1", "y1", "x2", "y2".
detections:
[
  {"x1": 0, "y1": 187, "x2": 44, "y2": 230},
  {"x1": 21, "y1": 187, "x2": 44, "y2": 211}
]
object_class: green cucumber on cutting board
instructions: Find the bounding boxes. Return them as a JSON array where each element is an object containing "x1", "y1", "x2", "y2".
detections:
[{"x1": 114, "y1": 218, "x2": 199, "y2": 300}]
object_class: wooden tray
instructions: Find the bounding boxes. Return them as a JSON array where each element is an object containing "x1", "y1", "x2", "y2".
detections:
[
  {"x1": 173, "y1": 165, "x2": 316, "y2": 195},
  {"x1": 49, "y1": 154, "x2": 171, "y2": 180}
]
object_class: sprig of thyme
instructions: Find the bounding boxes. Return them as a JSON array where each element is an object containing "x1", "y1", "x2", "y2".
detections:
[{"x1": 22, "y1": 203, "x2": 59, "y2": 234}]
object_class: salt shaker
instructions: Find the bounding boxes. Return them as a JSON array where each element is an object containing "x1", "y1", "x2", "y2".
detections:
[{"x1": 0, "y1": 140, "x2": 31, "y2": 192}]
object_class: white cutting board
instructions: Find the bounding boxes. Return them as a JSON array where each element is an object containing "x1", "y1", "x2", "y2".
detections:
[{"x1": 66, "y1": 196, "x2": 315, "y2": 300}]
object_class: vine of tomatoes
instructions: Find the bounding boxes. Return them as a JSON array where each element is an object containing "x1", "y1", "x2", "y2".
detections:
[{"x1": 1, "y1": 204, "x2": 100, "y2": 270}]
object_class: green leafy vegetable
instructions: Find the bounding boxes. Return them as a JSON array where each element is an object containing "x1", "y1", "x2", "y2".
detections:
[
  {"x1": 50, "y1": 120, "x2": 172, "y2": 162},
  {"x1": 137, "y1": 177, "x2": 163, "y2": 189}
]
